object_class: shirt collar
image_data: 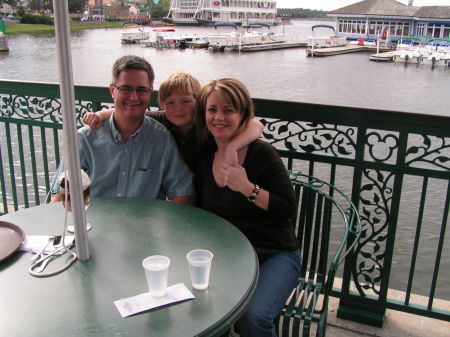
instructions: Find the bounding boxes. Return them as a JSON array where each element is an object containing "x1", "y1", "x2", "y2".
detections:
[{"x1": 109, "y1": 113, "x2": 147, "y2": 143}]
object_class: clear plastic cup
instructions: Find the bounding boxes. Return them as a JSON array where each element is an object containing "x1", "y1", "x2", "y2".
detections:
[
  {"x1": 142, "y1": 255, "x2": 170, "y2": 297},
  {"x1": 186, "y1": 249, "x2": 213, "y2": 290}
]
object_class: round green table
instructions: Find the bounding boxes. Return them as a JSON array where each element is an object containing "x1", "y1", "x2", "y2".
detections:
[{"x1": 0, "y1": 198, "x2": 259, "y2": 337}]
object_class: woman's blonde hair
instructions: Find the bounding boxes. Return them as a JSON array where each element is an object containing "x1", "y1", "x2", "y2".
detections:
[
  {"x1": 158, "y1": 72, "x2": 201, "y2": 107},
  {"x1": 196, "y1": 77, "x2": 254, "y2": 144}
]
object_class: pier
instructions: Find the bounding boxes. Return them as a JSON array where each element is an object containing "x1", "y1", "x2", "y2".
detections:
[{"x1": 369, "y1": 51, "x2": 397, "y2": 62}]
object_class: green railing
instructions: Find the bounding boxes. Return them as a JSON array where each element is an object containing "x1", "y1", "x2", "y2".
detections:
[{"x1": 1, "y1": 79, "x2": 449, "y2": 327}]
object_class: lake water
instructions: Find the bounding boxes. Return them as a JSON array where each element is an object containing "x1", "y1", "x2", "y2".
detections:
[
  {"x1": 0, "y1": 20, "x2": 449, "y2": 300},
  {"x1": 0, "y1": 20, "x2": 449, "y2": 116}
]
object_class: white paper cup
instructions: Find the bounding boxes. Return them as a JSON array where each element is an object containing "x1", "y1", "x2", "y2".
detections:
[
  {"x1": 142, "y1": 255, "x2": 170, "y2": 297},
  {"x1": 186, "y1": 249, "x2": 213, "y2": 290}
]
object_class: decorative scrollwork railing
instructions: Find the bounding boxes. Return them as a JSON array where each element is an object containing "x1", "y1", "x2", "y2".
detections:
[{"x1": 1, "y1": 81, "x2": 449, "y2": 326}]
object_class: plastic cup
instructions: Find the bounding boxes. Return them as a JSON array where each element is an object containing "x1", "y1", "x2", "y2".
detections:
[
  {"x1": 142, "y1": 255, "x2": 170, "y2": 297},
  {"x1": 186, "y1": 249, "x2": 213, "y2": 290}
]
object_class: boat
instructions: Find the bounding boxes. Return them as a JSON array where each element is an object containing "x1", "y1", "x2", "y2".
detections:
[
  {"x1": 207, "y1": 22, "x2": 288, "y2": 52},
  {"x1": 185, "y1": 36, "x2": 210, "y2": 49},
  {"x1": 143, "y1": 28, "x2": 204, "y2": 49},
  {"x1": 165, "y1": 0, "x2": 278, "y2": 26},
  {"x1": 121, "y1": 22, "x2": 151, "y2": 44},
  {"x1": 307, "y1": 25, "x2": 348, "y2": 48},
  {"x1": 420, "y1": 38, "x2": 450, "y2": 68},
  {"x1": 393, "y1": 36, "x2": 426, "y2": 64}
]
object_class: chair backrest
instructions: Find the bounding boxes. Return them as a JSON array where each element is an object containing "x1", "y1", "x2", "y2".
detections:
[{"x1": 289, "y1": 171, "x2": 361, "y2": 295}]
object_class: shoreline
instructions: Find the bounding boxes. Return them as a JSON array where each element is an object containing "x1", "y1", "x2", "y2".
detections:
[{"x1": 4, "y1": 22, "x2": 124, "y2": 35}]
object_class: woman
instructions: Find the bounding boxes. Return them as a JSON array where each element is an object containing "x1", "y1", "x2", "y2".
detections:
[{"x1": 195, "y1": 78, "x2": 301, "y2": 337}]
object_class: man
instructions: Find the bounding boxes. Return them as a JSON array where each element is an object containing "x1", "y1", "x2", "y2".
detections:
[{"x1": 52, "y1": 55, "x2": 195, "y2": 204}]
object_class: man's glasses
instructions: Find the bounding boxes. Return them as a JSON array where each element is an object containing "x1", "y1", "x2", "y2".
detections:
[{"x1": 113, "y1": 85, "x2": 152, "y2": 97}]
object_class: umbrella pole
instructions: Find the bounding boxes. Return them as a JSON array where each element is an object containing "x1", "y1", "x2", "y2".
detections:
[{"x1": 53, "y1": 0, "x2": 90, "y2": 260}]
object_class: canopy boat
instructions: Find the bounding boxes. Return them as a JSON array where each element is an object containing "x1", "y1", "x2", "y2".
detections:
[
  {"x1": 419, "y1": 38, "x2": 450, "y2": 68},
  {"x1": 207, "y1": 22, "x2": 288, "y2": 52},
  {"x1": 393, "y1": 36, "x2": 427, "y2": 64},
  {"x1": 121, "y1": 22, "x2": 151, "y2": 44},
  {"x1": 143, "y1": 28, "x2": 201, "y2": 49},
  {"x1": 307, "y1": 25, "x2": 347, "y2": 48}
]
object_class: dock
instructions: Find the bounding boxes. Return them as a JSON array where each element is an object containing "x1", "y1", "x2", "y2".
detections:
[
  {"x1": 369, "y1": 50, "x2": 397, "y2": 62},
  {"x1": 306, "y1": 44, "x2": 367, "y2": 57},
  {"x1": 238, "y1": 40, "x2": 307, "y2": 52}
]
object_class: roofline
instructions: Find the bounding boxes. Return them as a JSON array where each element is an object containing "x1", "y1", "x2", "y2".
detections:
[
  {"x1": 413, "y1": 18, "x2": 450, "y2": 22},
  {"x1": 327, "y1": 14, "x2": 450, "y2": 21},
  {"x1": 327, "y1": 14, "x2": 414, "y2": 20}
]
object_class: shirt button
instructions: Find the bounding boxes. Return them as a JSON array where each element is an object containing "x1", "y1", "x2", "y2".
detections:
[
  {"x1": 117, "y1": 193, "x2": 122, "y2": 197},
  {"x1": 122, "y1": 171, "x2": 126, "y2": 176},
  {"x1": 124, "y1": 149, "x2": 128, "y2": 153}
]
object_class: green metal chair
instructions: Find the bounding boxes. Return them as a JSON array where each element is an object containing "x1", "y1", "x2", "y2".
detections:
[{"x1": 276, "y1": 171, "x2": 361, "y2": 337}]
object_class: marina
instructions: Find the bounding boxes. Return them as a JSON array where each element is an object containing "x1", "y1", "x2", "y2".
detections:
[{"x1": 1, "y1": 20, "x2": 449, "y2": 116}]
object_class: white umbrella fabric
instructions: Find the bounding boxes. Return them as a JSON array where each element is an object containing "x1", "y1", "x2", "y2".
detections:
[{"x1": 53, "y1": 0, "x2": 89, "y2": 260}]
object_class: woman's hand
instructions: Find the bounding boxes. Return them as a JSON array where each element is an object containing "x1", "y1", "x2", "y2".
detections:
[
  {"x1": 82, "y1": 112, "x2": 102, "y2": 129},
  {"x1": 221, "y1": 163, "x2": 253, "y2": 195}
]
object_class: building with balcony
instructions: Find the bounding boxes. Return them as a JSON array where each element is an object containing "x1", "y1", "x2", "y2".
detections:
[
  {"x1": 327, "y1": 0, "x2": 450, "y2": 42},
  {"x1": 166, "y1": 0, "x2": 278, "y2": 26}
]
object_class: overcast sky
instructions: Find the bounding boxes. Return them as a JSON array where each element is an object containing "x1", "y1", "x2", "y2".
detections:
[{"x1": 277, "y1": 0, "x2": 450, "y2": 10}]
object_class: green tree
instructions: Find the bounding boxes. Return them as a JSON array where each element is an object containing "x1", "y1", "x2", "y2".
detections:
[
  {"x1": 277, "y1": 8, "x2": 327, "y2": 19},
  {"x1": 68, "y1": 0, "x2": 87, "y2": 13},
  {"x1": 3, "y1": 0, "x2": 19, "y2": 8},
  {"x1": 28, "y1": 0, "x2": 53, "y2": 13},
  {"x1": 16, "y1": 5, "x2": 25, "y2": 16},
  {"x1": 160, "y1": 0, "x2": 170, "y2": 11}
]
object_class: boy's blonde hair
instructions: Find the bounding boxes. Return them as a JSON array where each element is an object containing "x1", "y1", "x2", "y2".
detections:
[{"x1": 158, "y1": 72, "x2": 201, "y2": 107}]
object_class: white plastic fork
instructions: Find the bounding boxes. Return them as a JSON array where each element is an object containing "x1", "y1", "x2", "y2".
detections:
[
  {"x1": 33, "y1": 236, "x2": 63, "y2": 273},
  {"x1": 30, "y1": 236, "x2": 55, "y2": 262}
]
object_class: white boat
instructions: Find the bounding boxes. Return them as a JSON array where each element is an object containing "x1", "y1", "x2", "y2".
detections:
[
  {"x1": 165, "y1": 0, "x2": 279, "y2": 26},
  {"x1": 143, "y1": 28, "x2": 206, "y2": 49},
  {"x1": 208, "y1": 22, "x2": 287, "y2": 52},
  {"x1": 420, "y1": 38, "x2": 450, "y2": 68},
  {"x1": 121, "y1": 22, "x2": 151, "y2": 44},
  {"x1": 185, "y1": 36, "x2": 210, "y2": 48},
  {"x1": 394, "y1": 49, "x2": 423, "y2": 64},
  {"x1": 143, "y1": 28, "x2": 179, "y2": 48},
  {"x1": 393, "y1": 36, "x2": 425, "y2": 64},
  {"x1": 307, "y1": 25, "x2": 347, "y2": 48}
]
